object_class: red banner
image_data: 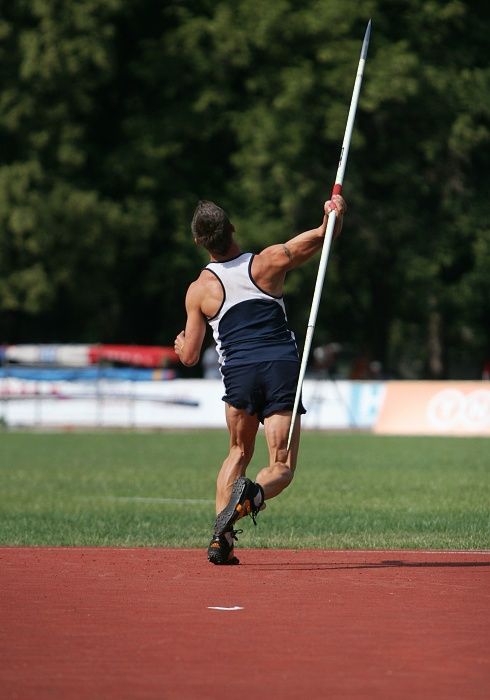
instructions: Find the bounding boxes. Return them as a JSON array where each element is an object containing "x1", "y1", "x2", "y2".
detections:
[{"x1": 88, "y1": 345, "x2": 178, "y2": 368}]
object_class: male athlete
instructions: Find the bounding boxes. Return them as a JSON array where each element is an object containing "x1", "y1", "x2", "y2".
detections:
[{"x1": 174, "y1": 196, "x2": 346, "y2": 564}]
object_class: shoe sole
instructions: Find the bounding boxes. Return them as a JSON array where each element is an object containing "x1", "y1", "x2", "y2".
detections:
[
  {"x1": 208, "y1": 553, "x2": 240, "y2": 565},
  {"x1": 214, "y1": 477, "x2": 251, "y2": 535},
  {"x1": 207, "y1": 542, "x2": 239, "y2": 565}
]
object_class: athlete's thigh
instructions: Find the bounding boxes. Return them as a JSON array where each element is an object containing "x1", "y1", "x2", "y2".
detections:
[
  {"x1": 263, "y1": 411, "x2": 301, "y2": 471},
  {"x1": 225, "y1": 403, "x2": 260, "y2": 460}
]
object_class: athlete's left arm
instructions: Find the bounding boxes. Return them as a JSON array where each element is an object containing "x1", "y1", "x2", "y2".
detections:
[{"x1": 174, "y1": 282, "x2": 207, "y2": 367}]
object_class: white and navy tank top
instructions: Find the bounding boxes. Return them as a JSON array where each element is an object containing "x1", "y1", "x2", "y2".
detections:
[{"x1": 205, "y1": 252, "x2": 299, "y2": 367}]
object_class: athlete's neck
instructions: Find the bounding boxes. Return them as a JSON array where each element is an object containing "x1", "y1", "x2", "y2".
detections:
[{"x1": 209, "y1": 241, "x2": 241, "y2": 262}]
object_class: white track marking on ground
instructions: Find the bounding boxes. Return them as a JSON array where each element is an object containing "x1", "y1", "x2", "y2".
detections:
[
  {"x1": 280, "y1": 549, "x2": 490, "y2": 555},
  {"x1": 207, "y1": 606, "x2": 244, "y2": 611},
  {"x1": 246, "y1": 549, "x2": 489, "y2": 555},
  {"x1": 89, "y1": 496, "x2": 214, "y2": 505}
]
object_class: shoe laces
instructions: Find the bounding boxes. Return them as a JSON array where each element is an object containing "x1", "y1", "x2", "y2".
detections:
[
  {"x1": 249, "y1": 485, "x2": 264, "y2": 526},
  {"x1": 231, "y1": 528, "x2": 243, "y2": 541}
]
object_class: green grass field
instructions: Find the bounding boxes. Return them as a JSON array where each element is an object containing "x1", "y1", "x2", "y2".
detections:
[{"x1": 0, "y1": 431, "x2": 488, "y2": 549}]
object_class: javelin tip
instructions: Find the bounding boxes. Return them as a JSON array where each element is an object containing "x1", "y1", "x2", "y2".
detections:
[{"x1": 361, "y1": 19, "x2": 372, "y2": 60}]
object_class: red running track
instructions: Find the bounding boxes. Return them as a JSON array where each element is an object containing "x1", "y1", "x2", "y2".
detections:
[{"x1": 1, "y1": 548, "x2": 489, "y2": 699}]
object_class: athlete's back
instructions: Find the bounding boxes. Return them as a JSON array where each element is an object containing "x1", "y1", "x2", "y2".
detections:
[{"x1": 205, "y1": 252, "x2": 298, "y2": 367}]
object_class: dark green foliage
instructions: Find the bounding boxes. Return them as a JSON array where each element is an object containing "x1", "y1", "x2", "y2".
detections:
[{"x1": 0, "y1": 1, "x2": 488, "y2": 376}]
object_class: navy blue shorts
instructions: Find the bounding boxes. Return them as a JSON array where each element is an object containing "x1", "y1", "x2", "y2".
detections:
[{"x1": 221, "y1": 360, "x2": 306, "y2": 423}]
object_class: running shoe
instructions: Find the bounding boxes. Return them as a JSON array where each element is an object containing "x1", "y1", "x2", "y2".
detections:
[
  {"x1": 207, "y1": 529, "x2": 242, "y2": 565},
  {"x1": 214, "y1": 477, "x2": 264, "y2": 536}
]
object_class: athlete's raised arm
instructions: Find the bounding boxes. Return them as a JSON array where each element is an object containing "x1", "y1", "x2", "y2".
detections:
[
  {"x1": 282, "y1": 195, "x2": 346, "y2": 269},
  {"x1": 251, "y1": 195, "x2": 346, "y2": 295}
]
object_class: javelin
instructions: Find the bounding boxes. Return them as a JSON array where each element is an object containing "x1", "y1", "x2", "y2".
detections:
[{"x1": 287, "y1": 19, "x2": 372, "y2": 451}]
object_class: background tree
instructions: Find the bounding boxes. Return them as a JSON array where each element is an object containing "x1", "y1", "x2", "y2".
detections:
[{"x1": 0, "y1": 0, "x2": 488, "y2": 378}]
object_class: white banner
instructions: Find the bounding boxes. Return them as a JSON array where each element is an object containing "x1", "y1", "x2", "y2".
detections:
[{"x1": 0, "y1": 378, "x2": 385, "y2": 430}]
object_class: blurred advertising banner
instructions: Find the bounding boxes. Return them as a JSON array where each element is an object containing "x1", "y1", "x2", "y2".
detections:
[
  {"x1": 2, "y1": 377, "x2": 488, "y2": 433},
  {"x1": 3, "y1": 344, "x2": 178, "y2": 368},
  {"x1": 374, "y1": 382, "x2": 490, "y2": 436},
  {"x1": 0, "y1": 379, "x2": 384, "y2": 430}
]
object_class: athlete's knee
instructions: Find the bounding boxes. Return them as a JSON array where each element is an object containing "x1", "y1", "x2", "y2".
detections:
[{"x1": 273, "y1": 461, "x2": 294, "y2": 487}]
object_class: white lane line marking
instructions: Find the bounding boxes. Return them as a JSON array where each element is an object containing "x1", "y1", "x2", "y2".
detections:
[
  {"x1": 208, "y1": 606, "x2": 244, "y2": 611},
  {"x1": 88, "y1": 496, "x2": 214, "y2": 505}
]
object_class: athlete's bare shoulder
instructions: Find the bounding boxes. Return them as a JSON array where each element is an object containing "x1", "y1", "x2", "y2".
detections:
[
  {"x1": 188, "y1": 268, "x2": 224, "y2": 318},
  {"x1": 251, "y1": 246, "x2": 289, "y2": 296}
]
